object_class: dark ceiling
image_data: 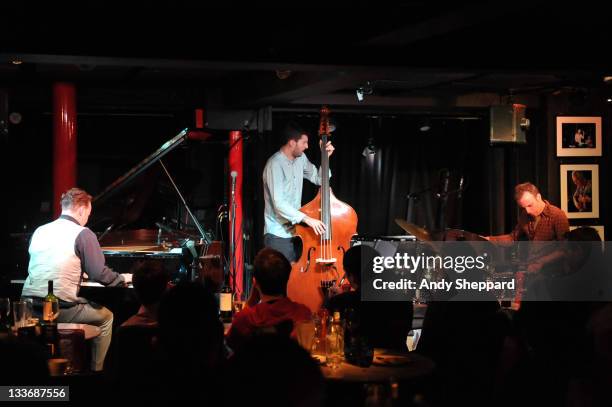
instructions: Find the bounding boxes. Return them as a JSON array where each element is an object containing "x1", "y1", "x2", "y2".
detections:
[{"x1": 1, "y1": 2, "x2": 610, "y2": 113}]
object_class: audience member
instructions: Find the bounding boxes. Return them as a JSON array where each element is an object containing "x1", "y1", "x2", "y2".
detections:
[{"x1": 226, "y1": 248, "x2": 311, "y2": 352}]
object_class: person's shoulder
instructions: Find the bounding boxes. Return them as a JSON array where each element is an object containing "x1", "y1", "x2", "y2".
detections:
[
  {"x1": 234, "y1": 305, "x2": 256, "y2": 321},
  {"x1": 547, "y1": 203, "x2": 567, "y2": 218},
  {"x1": 294, "y1": 302, "x2": 312, "y2": 319},
  {"x1": 268, "y1": 150, "x2": 284, "y2": 162},
  {"x1": 264, "y1": 151, "x2": 284, "y2": 170},
  {"x1": 283, "y1": 298, "x2": 311, "y2": 316},
  {"x1": 78, "y1": 227, "x2": 98, "y2": 240}
]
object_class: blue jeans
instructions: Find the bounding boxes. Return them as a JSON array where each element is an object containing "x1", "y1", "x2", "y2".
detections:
[
  {"x1": 264, "y1": 234, "x2": 297, "y2": 263},
  {"x1": 58, "y1": 303, "x2": 113, "y2": 371}
]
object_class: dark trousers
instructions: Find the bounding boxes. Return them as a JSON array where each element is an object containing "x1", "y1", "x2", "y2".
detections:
[{"x1": 264, "y1": 234, "x2": 297, "y2": 263}]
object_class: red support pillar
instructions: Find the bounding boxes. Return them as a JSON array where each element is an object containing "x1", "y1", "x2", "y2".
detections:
[
  {"x1": 52, "y1": 82, "x2": 77, "y2": 217},
  {"x1": 228, "y1": 130, "x2": 244, "y2": 297}
]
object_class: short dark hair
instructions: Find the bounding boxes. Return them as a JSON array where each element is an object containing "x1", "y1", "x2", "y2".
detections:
[
  {"x1": 281, "y1": 120, "x2": 308, "y2": 145},
  {"x1": 567, "y1": 226, "x2": 602, "y2": 242},
  {"x1": 514, "y1": 182, "x2": 540, "y2": 201},
  {"x1": 60, "y1": 188, "x2": 92, "y2": 210},
  {"x1": 132, "y1": 261, "x2": 169, "y2": 306},
  {"x1": 342, "y1": 245, "x2": 379, "y2": 286},
  {"x1": 253, "y1": 248, "x2": 291, "y2": 296}
]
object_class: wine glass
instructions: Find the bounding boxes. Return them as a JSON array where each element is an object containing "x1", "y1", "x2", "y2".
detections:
[
  {"x1": 13, "y1": 300, "x2": 31, "y2": 329},
  {"x1": 232, "y1": 292, "x2": 244, "y2": 314}
]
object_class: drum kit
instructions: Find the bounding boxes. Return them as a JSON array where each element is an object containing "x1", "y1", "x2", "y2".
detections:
[{"x1": 394, "y1": 219, "x2": 523, "y2": 302}]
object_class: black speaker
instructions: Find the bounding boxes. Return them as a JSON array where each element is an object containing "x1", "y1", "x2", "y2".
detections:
[{"x1": 490, "y1": 104, "x2": 529, "y2": 144}]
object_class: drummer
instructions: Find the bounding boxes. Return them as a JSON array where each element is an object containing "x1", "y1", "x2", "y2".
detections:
[{"x1": 486, "y1": 182, "x2": 569, "y2": 273}]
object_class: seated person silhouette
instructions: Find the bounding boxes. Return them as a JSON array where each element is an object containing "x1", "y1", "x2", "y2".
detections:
[
  {"x1": 226, "y1": 248, "x2": 311, "y2": 352},
  {"x1": 121, "y1": 260, "x2": 169, "y2": 328},
  {"x1": 325, "y1": 244, "x2": 413, "y2": 350},
  {"x1": 225, "y1": 334, "x2": 325, "y2": 407},
  {"x1": 107, "y1": 261, "x2": 170, "y2": 392},
  {"x1": 156, "y1": 282, "x2": 225, "y2": 403}
]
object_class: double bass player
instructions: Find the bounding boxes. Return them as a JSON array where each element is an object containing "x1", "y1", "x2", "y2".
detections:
[{"x1": 262, "y1": 120, "x2": 334, "y2": 263}]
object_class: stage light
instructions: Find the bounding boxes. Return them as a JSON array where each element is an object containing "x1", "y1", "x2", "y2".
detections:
[
  {"x1": 355, "y1": 81, "x2": 373, "y2": 102},
  {"x1": 362, "y1": 137, "x2": 376, "y2": 157},
  {"x1": 356, "y1": 88, "x2": 365, "y2": 102}
]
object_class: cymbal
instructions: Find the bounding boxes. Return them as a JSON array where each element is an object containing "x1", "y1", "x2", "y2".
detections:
[
  {"x1": 394, "y1": 219, "x2": 432, "y2": 241},
  {"x1": 440, "y1": 228, "x2": 488, "y2": 242}
]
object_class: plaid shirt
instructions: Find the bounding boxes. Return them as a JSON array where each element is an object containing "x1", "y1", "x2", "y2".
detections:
[{"x1": 511, "y1": 201, "x2": 569, "y2": 241}]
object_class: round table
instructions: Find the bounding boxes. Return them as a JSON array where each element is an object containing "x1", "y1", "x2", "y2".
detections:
[
  {"x1": 320, "y1": 349, "x2": 434, "y2": 383},
  {"x1": 58, "y1": 323, "x2": 101, "y2": 340}
]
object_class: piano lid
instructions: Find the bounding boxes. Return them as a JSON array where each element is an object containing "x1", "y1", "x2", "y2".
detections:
[
  {"x1": 94, "y1": 128, "x2": 189, "y2": 206},
  {"x1": 88, "y1": 128, "x2": 191, "y2": 232}
]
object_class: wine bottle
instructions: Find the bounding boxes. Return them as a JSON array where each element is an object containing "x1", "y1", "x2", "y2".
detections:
[
  {"x1": 219, "y1": 278, "x2": 233, "y2": 323},
  {"x1": 43, "y1": 280, "x2": 59, "y2": 322}
]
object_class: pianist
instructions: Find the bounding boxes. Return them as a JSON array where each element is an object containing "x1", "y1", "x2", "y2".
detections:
[{"x1": 22, "y1": 188, "x2": 132, "y2": 372}]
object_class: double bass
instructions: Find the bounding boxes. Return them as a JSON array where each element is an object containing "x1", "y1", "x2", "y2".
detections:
[{"x1": 287, "y1": 106, "x2": 358, "y2": 312}]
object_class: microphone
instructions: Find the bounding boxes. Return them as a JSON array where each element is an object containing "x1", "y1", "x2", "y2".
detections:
[
  {"x1": 436, "y1": 169, "x2": 450, "y2": 199},
  {"x1": 230, "y1": 171, "x2": 237, "y2": 198},
  {"x1": 458, "y1": 175, "x2": 465, "y2": 199},
  {"x1": 184, "y1": 239, "x2": 199, "y2": 258},
  {"x1": 155, "y1": 222, "x2": 175, "y2": 234}
]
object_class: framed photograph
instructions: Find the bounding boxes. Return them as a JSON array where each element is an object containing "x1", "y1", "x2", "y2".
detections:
[
  {"x1": 570, "y1": 225, "x2": 605, "y2": 241},
  {"x1": 556, "y1": 116, "x2": 602, "y2": 157},
  {"x1": 561, "y1": 164, "x2": 599, "y2": 219}
]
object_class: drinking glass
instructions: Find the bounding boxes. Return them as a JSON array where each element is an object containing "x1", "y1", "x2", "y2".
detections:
[
  {"x1": 232, "y1": 293, "x2": 244, "y2": 314},
  {"x1": 295, "y1": 319, "x2": 315, "y2": 352},
  {"x1": 13, "y1": 300, "x2": 31, "y2": 329}
]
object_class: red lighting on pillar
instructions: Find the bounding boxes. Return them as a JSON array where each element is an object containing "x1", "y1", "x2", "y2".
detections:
[
  {"x1": 228, "y1": 131, "x2": 244, "y2": 297},
  {"x1": 52, "y1": 83, "x2": 77, "y2": 217},
  {"x1": 195, "y1": 108, "x2": 205, "y2": 129}
]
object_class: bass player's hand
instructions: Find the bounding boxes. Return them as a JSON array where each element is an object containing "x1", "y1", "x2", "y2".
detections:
[{"x1": 303, "y1": 216, "x2": 327, "y2": 236}]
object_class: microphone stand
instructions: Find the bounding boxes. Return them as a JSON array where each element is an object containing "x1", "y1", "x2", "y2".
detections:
[
  {"x1": 435, "y1": 170, "x2": 450, "y2": 232},
  {"x1": 406, "y1": 187, "x2": 431, "y2": 224},
  {"x1": 230, "y1": 180, "x2": 237, "y2": 294}
]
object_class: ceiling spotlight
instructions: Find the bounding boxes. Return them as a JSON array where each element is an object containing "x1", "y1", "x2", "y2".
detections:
[
  {"x1": 11, "y1": 59, "x2": 23, "y2": 65},
  {"x1": 275, "y1": 69, "x2": 292, "y2": 80},
  {"x1": 604, "y1": 76, "x2": 612, "y2": 83},
  {"x1": 419, "y1": 119, "x2": 431, "y2": 132},
  {"x1": 362, "y1": 137, "x2": 377, "y2": 157}
]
